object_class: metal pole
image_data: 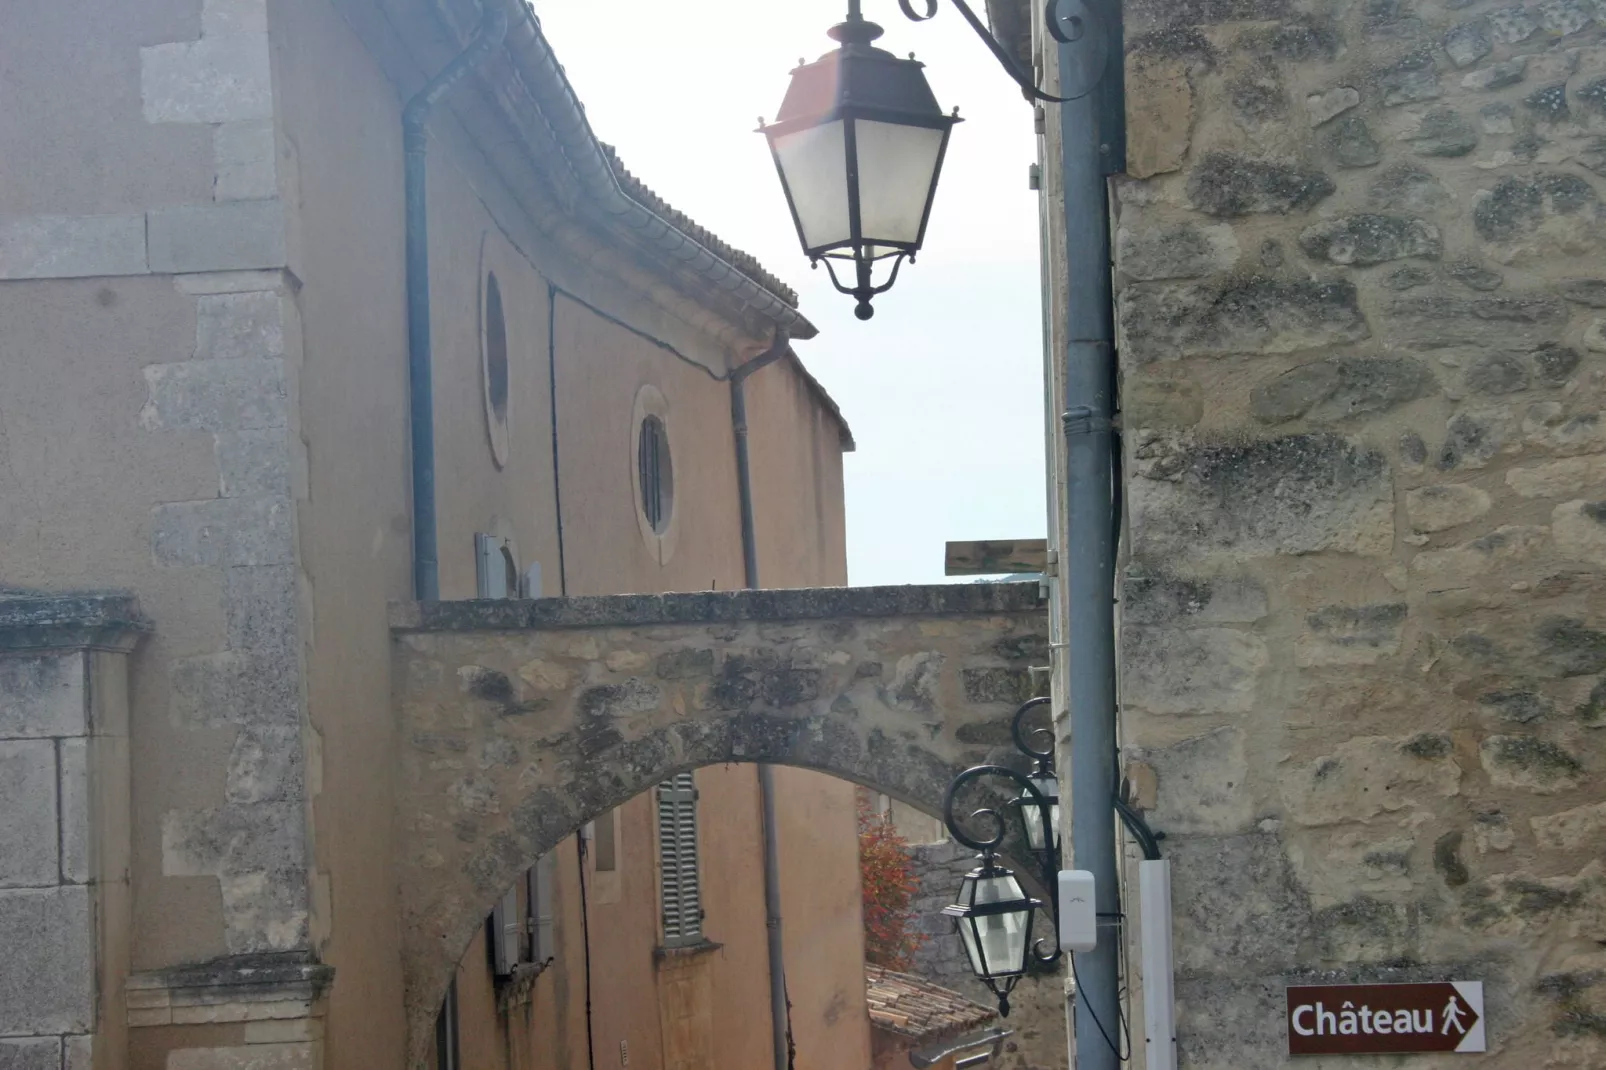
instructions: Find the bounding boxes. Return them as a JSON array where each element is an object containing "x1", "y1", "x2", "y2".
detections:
[{"x1": 1056, "y1": 2, "x2": 1121, "y2": 1068}]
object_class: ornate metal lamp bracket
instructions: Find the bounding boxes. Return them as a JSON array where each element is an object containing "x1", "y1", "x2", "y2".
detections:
[{"x1": 896, "y1": 0, "x2": 1108, "y2": 102}]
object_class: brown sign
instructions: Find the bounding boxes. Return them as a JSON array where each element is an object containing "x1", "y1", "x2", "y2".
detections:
[{"x1": 1286, "y1": 982, "x2": 1485, "y2": 1055}]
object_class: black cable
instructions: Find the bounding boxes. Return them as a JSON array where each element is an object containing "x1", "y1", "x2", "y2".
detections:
[
  {"x1": 1070, "y1": 952, "x2": 1127, "y2": 1061},
  {"x1": 547, "y1": 284, "x2": 568, "y2": 597},
  {"x1": 577, "y1": 835, "x2": 596, "y2": 1070}
]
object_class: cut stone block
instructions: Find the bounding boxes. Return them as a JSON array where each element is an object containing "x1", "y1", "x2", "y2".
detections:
[
  {"x1": 0, "y1": 740, "x2": 59, "y2": 887},
  {"x1": 141, "y1": 35, "x2": 273, "y2": 125},
  {"x1": 0, "y1": 654, "x2": 86, "y2": 738},
  {"x1": 147, "y1": 201, "x2": 287, "y2": 274},
  {"x1": 0, "y1": 214, "x2": 147, "y2": 280},
  {"x1": 0, "y1": 886, "x2": 93, "y2": 1034}
]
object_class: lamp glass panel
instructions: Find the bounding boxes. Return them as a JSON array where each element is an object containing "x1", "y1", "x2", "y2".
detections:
[
  {"x1": 771, "y1": 120, "x2": 852, "y2": 253},
  {"x1": 1021, "y1": 776, "x2": 1060, "y2": 852},
  {"x1": 851, "y1": 118, "x2": 946, "y2": 247},
  {"x1": 968, "y1": 874, "x2": 1032, "y2": 978}
]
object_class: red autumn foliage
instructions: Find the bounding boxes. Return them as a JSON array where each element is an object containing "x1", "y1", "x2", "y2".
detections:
[{"x1": 858, "y1": 796, "x2": 927, "y2": 971}]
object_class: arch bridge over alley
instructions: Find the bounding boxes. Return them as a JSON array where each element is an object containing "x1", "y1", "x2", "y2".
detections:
[{"x1": 389, "y1": 581, "x2": 1048, "y2": 1061}]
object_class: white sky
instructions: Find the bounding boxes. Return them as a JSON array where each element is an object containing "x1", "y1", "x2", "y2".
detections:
[{"x1": 536, "y1": 0, "x2": 1047, "y2": 587}]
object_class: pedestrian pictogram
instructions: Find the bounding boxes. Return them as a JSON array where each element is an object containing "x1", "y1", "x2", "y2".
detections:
[{"x1": 1286, "y1": 981, "x2": 1485, "y2": 1055}]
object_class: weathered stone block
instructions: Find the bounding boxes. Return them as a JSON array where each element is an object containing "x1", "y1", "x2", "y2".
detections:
[
  {"x1": 1311, "y1": 896, "x2": 1417, "y2": 963},
  {"x1": 196, "y1": 291, "x2": 285, "y2": 362},
  {"x1": 1479, "y1": 687, "x2": 1555, "y2": 723},
  {"x1": 1296, "y1": 603, "x2": 1407, "y2": 666},
  {"x1": 1122, "y1": 570, "x2": 1268, "y2": 625},
  {"x1": 1443, "y1": 18, "x2": 1493, "y2": 67},
  {"x1": 152, "y1": 496, "x2": 295, "y2": 568},
  {"x1": 0, "y1": 1038, "x2": 59, "y2": 1070},
  {"x1": 1321, "y1": 114, "x2": 1384, "y2": 169},
  {"x1": 1171, "y1": 832, "x2": 1310, "y2": 976},
  {"x1": 0, "y1": 886, "x2": 92, "y2": 1033},
  {"x1": 217, "y1": 430, "x2": 293, "y2": 498},
  {"x1": 1535, "y1": 616, "x2": 1606, "y2": 677},
  {"x1": 1129, "y1": 727, "x2": 1252, "y2": 834},
  {"x1": 1123, "y1": 626, "x2": 1266, "y2": 714},
  {"x1": 1402, "y1": 108, "x2": 1479, "y2": 157},
  {"x1": 1283, "y1": 735, "x2": 1461, "y2": 826},
  {"x1": 1539, "y1": 0, "x2": 1596, "y2": 35},
  {"x1": 1407, "y1": 484, "x2": 1492, "y2": 532},
  {"x1": 1298, "y1": 214, "x2": 1441, "y2": 265},
  {"x1": 63, "y1": 1036, "x2": 91, "y2": 1070},
  {"x1": 226, "y1": 727, "x2": 304, "y2": 805},
  {"x1": 1474, "y1": 173, "x2": 1603, "y2": 261},
  {"x1": 1250, "y1": 357, "x2": 1434, "y2": 426},
  {"x1": 170, "y1": 649, "x2": 300, "y2": 728},
  {"x1": 1553, "y1": 500, "x2": 1606, "y2": 565},
  {"x1": 1488, "y1": 4, "x2": 1540, "y2": 44},
  {"x1": 1464, "y1": 352, "x2": 1530, "y2": 394},
  {"x1": 1385, "y1": 292, "x2": 1566, "y2": 351},
  {"x1": 58, "y1": 738, "x2": 88, "y2": 885},
  {"x1": 1124, "y1": 376, "x2": 1203, "y2": 427},
  {"x1": 0, "y1": 741, "x2": 58, "y2": 887},
  {"x1": 1532, "y1": 800, "x2": 1606, "y2": 848},
  {"x1": 0, "y1": 214, "x2": 148, "y2": 280},
  {"x1": 1126, "y1": 55, "x2": 1194, "y2": 179},
  {"x1": 167, "y1": 1043, "x2": 315, "y2": 1070},
  {"x1": 1115, "y1": 221, "x2": 1239, "y2": 281},
  {"x1": 1480, "y1": 734, "x2": 1584, "y2": 792},
  {"x1": 1369, "y1": 164, "x2": 1449, "y2": 213},
  {"x1": 1378, "y1": 49, "x2": 1442, "y2": 106},
  {"x1": 141, "y1": 35, "x2": 273, "y2": 124},
  {"x1": 1559, "y1": 278, "x2": 1606, "y2": 307},
  {"x1": 1186, "y1": 154, "x2": 1335, "y2": 217},
  {"x1": 0, "y1": 653, "x2": 86, "y2": 738},
  {"x1": 1411, "y1": 525, "x2": 1547, "y2": 580},
  {"x1": 148, "y1": 201, "x2": 287, "y2": 274},
  {"x1": 1131, "y1": 433, "x2": 1393, "y2": 559},
  {"x1": 214, "y1": 120, "x2": 278, "y2": 201},
  {"x1": 224, "y1": 565, "x2": 299, "y2": 665},
  {"x1": 1306, "y1": 86, "x2": 1360, "y2": 126},
  {"x1": 1507, "y1": 455, "x2": 1606, "y2": 497},
  {"x1": 140, "y1": 358, "x2": 288, "y2": 433},
  {"x1": 1121, "y1": 277, "x2": 1369, "y2": 360}
]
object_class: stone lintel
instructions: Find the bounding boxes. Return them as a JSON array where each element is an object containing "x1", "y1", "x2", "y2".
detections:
[
  {"x1": 0, "y1": 594, "x2": 150, "y2": 654},
  {"x1": 390, "y1": 582, "x2": 1044, "y2": 634},
  {"x1": 126, "y1": 953, "x2": 333, "y2": 1028}
]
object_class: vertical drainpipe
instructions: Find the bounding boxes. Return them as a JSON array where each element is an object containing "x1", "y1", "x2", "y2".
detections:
[
  {"x1": 730, "y1": 330, "x2": 793, "y2": 1070},
  {"x1": 403, "y1": 2, "x2": 509, "y2": 601},
  {"x1": 1054, "y1": 1, "x2": 1124, "y2": 1069}
]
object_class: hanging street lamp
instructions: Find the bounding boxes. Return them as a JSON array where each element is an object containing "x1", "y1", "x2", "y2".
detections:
[
  {"x1": 939, "y1": 697, "x2": 1062, "y2": 1016},
  {"x1": 759, "y1": 0, "x2": 961, "y2": 320}
]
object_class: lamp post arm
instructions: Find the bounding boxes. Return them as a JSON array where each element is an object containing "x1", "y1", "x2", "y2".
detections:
[
  {"x1": 1010, "y1": 695, "x2": 1054, "y2": 768},
  {"x1": 896, "y1": 0, "x2": 1102, "y2": 103}
]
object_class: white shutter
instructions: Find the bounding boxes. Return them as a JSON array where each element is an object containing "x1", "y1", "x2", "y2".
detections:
[
  {"x1": 490, "y1": 885, "x2": 518, "y2": 977},
  {"x1": 529, "y1": 852, "x2": 557, "y2": 963},
  {"x1": 475, "y1": 533, "x2": 510, "y2": 598},
  {"x1": 657, "y1": 772, "x2": 702, "y2": 945}
]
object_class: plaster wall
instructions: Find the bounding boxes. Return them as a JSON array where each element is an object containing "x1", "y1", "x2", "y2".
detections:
[{"x1": 1035, "y1": 0, "x2": 1606, "y2": 1064}]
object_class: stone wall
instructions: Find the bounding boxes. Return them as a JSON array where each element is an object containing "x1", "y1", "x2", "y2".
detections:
[
  {"x1": 906, "y1": 839, "x2": 1069, "y2": 1070},
  {"x1": 1104, "y1": 0, "x2": 1606, "y2": 1065},
  {"x1": 0, "y1": 595, "x2": 145, "y2": 1070}
]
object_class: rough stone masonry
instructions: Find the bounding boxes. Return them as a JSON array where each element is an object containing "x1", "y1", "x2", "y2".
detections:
[{"x1": 1111, "y1": 0, "x2": 1606, "y2": 1066}]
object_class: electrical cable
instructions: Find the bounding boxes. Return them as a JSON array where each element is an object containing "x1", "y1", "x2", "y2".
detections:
[
  {"x1": 577, "y1": 835, "x2": 596, "y2": 1070},
  {"x1": 1070, "y1": 952, "x2": 1128, "y2": 1061}
]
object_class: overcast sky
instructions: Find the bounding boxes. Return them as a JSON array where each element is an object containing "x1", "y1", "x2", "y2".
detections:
[{"x1": 537, "y1": 0, "x2": 1046, "y2": 587}]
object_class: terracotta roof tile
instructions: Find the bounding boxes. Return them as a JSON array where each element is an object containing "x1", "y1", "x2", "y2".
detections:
[{"x1": 865, "y1": 966, "x2": 999, "y2": 1042}]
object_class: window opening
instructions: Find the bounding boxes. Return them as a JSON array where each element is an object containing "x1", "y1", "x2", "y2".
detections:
[
  {"x1": 638, "y1": 414, "x2": 673, "y2": 534},
  {"x1": 484, "y1": 272, "x2": 508, "y2": 422}
]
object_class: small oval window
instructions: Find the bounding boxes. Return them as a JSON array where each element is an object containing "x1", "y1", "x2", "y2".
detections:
[
  {"x1": 638, "y1": 415, "x2": 673, "y2": 534},
  {"x1": 484, "y1": 272, "x2": 509, "y2": 422}
]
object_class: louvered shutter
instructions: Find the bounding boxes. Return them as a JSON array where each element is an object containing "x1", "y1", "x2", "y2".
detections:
[
  {"x1": 529, "y1": 851, "x2": 557, "y2": 963},
  {"x1": 657, "y1": 772, "x2": 702, "y2": 946},
  {"x1": 490, "y1": 886, "x2": 519, "y2": 977}
]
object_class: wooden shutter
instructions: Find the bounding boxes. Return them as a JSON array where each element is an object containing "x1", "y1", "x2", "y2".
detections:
[{"x1": 657, "y1": 773, "x2": 702, "y2": 946}]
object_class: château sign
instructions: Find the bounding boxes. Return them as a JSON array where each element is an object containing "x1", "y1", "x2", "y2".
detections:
[{"x1": 1286, "y1": 982, "x2": 1486, "y2": 1055}]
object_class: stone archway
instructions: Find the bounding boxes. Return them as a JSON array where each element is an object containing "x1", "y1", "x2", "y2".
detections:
[{"x1": 390, "y1": 582, "x2": 1046, "y2": 1064}]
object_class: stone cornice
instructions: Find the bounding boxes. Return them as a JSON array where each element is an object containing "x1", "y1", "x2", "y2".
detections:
[{"x1": 0, "y1": 592, "x2": 150, "y2": 653}]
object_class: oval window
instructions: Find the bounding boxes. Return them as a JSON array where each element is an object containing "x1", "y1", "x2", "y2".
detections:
[
  {"x1": 481, "y1": 270, "x2": 510, "y2": 467},
  {"x1": 638, "y1": 414, "x2": 673, "y2": 534}
]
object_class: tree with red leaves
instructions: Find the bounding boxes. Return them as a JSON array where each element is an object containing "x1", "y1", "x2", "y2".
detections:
[{"x1": 858, "y1": 795, "x2": 927, "y2": 971}]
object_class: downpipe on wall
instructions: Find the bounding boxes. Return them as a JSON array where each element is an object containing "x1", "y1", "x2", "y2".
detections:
[
  {"x1": 730, "y1": 330, "x2": 796, "y2": 1070},
  {"x1": 403, "y1": 2, "x2": 509, "y2": 601},
  {"x1": 1051, "y1": 1, "x2": 1126, "y2": 1069}
]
